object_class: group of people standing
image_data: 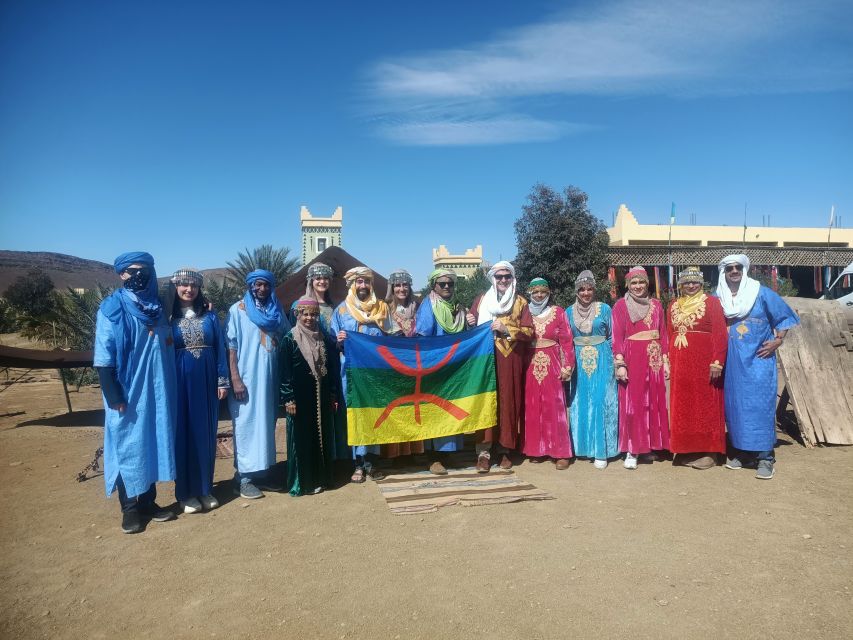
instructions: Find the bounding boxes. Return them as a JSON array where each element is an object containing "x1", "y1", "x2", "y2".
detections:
[{"x1": 94, "y1": 250, "x2": 798, "y2": 535}]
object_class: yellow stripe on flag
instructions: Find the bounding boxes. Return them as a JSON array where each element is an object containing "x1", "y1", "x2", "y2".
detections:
[{"x1": 347, "y1": 391, "x2": 497, "y2": 446}]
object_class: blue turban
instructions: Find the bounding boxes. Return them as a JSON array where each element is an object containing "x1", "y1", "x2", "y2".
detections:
[
  {"x1": 242, "y1": 269, "x2": 286, "y2": 332},
  {"x1": 114, "y1": 251, "x2": 155, "y2": 274},
  {"x1": 246, "y1": 269, "x2": 276, "y2": 287}
]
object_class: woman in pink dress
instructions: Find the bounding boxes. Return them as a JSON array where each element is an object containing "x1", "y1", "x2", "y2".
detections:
[
  {"x1": 522, "y1": 278, "x2": 576, "y2": 470},
  {"x1": 612, "y1": 266, "x2": 670, "y2": 469}
]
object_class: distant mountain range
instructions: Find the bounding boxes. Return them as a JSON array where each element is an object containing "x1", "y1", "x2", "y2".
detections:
[{"x1": 0, "y1": 251, "x2": 229, "y2": 294}]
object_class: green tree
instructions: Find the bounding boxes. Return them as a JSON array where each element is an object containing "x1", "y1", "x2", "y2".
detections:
[
  {"x1": 3, "y1": 268, "x2": 56, "y2": 317},
  {"x1": 514, "y1": 184, "x2": 610, "y2": 307},
  {"x1": 454, "y1": 268, "x2": 491, "y2": 310},
  {"x1": 205, "y1": 276, "x2": 242, "y2": 321},
  {"x1": 226, "y1": 245, "x2": 298, "y2": 287},
  {"x1": 19, "y1": 286, "x2": 110, "y2": 350}
]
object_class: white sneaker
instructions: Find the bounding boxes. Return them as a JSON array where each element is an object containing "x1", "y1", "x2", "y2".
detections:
[
  {"x1": 181, "y1": 497, "x2": 203, "y2": 514},
  {"x1": 623, "y1": 453, "x2": 638, "y2": 470},
  {"x1": 199, "y1": 495, "x2": 219, "y2": 510},
  {"x1": 593, "y1": 459, "x2": 608, "y2": 470}
]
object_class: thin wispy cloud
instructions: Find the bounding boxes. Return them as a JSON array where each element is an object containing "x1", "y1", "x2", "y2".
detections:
[{"x1": 364, "y1": 0, "x2": 853, "y2": 146}]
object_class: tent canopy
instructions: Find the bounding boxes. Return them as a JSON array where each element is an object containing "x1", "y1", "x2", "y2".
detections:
[{"x1": 276, "y1": 246, "x2": 389, "y2": 312}]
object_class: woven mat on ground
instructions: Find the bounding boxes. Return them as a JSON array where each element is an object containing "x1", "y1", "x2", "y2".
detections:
[{"x1": 375, "y1": 467, "x2": 554, "y2": 515}]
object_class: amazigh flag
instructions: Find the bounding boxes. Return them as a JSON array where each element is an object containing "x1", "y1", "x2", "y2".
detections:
[{"x1": 344, "y1": 324, "x2": 497, "y2": 446}]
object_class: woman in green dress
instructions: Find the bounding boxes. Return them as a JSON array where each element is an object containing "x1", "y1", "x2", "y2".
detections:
[{"x1": 280, "y1": 297, "x2": 338, "y2": 496}]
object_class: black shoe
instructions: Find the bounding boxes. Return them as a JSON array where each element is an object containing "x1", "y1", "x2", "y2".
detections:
[
  {"x1": 142, "y1": 502, "x2": 176, "y2": 522},
  {"x1": 121, "y1": 510, "x2": 143, "y2": 534}
]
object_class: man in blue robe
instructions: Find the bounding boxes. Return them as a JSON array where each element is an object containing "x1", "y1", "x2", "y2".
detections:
[
  {"x1": 717, "y1": 254, "x2": 799, "y2": 480},
  {"x1": 226, "y1": 269, "x2": 290, "y2": 498},
  {"x1": 94, "y1": 252, "x2": 177, "y2": 534},
  {"x1": 415, "y1": 268, "x2": 467, "y2": 473}
]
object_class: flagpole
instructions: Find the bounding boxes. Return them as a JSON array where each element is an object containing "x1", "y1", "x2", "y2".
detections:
[
  {"x1": 828, "y1": 204, "x2": 835, "y2": 247},
  {"x1": 742, "y1": 202, "x2": 747, "y2": 248}
]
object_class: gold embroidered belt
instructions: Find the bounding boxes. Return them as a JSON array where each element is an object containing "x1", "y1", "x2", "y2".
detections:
[
  {"x1": 534, "y1": 339, "x2": 557, "y2": 348},
  {"x1": 627, "y1": 330, "x2": 660, "y2": 341},
  {"x1": 574, "y1": 336, "x2": 606, "y2": 346}
]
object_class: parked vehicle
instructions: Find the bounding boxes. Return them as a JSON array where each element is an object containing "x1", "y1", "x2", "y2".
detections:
[{"x1": 822, "y1": 262, "x2": 853, "y2": 330}]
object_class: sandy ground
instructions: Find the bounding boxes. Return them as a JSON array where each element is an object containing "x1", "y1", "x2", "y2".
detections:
[{"x1": 0, "y1": 368, "x2": 851, "y2": 640}]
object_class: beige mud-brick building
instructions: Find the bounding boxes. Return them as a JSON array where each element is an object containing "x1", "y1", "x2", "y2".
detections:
[
  {"x1": 432, "y1": 245, "x2": 484, "y2": 280},
  {"x1": 608, "y1": 204, "x2": 853, "y2": 249},
  {"x1": 301, "y1": 206, "x2": 343, "y2": 265}
]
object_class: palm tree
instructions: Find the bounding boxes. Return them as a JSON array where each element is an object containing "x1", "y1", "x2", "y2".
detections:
[{"x1": 226, "y1": 245, "x2": 298, "y2": 287}]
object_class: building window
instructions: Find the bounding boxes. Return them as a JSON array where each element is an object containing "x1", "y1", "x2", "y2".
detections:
[{"x1": 317, "y1": 238, "x2": 327, "y2": 252}]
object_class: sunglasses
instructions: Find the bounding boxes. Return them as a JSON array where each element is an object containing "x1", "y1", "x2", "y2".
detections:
[
  {"x1": 724, "y1": 265, "x2": 743, "y2": 273},
  {"x1": 436, "y1": 281, "x2": 455, "y2": 289},
  {"x1": 125, "y1": 267, "x2": 150, "y2": 276},
  {"x1": 494, "y1": 274, "x2": 513, "y2": 281}
]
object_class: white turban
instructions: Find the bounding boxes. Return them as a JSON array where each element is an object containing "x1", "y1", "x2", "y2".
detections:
[
  {"x1": 716, "y1": 254, "x2": 760, "y2": 319},
  {"x1": 478, "y1": 260, "x2": 517, "y2": 325}
]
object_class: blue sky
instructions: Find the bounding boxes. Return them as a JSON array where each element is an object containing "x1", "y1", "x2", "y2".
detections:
[{"x1": 1, "y1": 0, "x2": 851, "y2": 287}]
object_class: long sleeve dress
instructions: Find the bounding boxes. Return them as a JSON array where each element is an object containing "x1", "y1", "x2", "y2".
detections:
[
  {"x1": 666, "y1": 294, "x2": 728, "y2": 454},
  {"x1": 171, "y1": 311, "x2": 230, "y2": 501},
  {"x1": 279, "y1": 331, "x2": 338, "y2": 496},
  {"x1": 469, "y1": 294, "x2": 534, "y2": 450},
  {"x1": 566, "y1": 302, "x2": 619, "y2": 460},
  {"x1": 522, "y1": 306, "x2": 576, "y2": 459},
  {"x1": 612, "y1": 297, "x2": 670, "y2": 455}
]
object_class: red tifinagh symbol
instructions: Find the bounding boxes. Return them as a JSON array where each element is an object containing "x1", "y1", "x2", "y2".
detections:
[{"x1": 373, "y1": 341, "x2": 469, "y2": 429}]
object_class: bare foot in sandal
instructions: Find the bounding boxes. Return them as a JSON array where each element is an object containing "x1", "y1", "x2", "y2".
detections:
[{"x1": 350, "y1": 467, "x2": 366, "y2": 484}]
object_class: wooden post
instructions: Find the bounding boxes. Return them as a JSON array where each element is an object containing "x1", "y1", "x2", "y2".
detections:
[{"x1": 58, "y1": 369, "x2": 73, "y2": 414}]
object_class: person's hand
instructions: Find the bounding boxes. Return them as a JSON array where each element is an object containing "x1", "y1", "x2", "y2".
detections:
[
  {"x1": 110, "y1": 402, "x2": 126, "y2": 414},
  {"x1": 466, "y1": 312, "x2": 476, "y2": 326},
  {"x1": 757, "y1": 337, "x2": 783, "y2": 358},
  {"x1": 337, "y1": 330, "x2": 347, "y2": 342},
  {"x1": 232, "y1": 378, "x2": 247, "y2": 401},
  {"x1": 663, "y1": 360, "x2": 671, "y2": 380},
  {"x1": 284, "y1": 401, "x2": 296, "y2": 415},
  {"x1": 560, "y1": 366, "x2": 573, "y2": 381},
  {"x1": 491, "y1": 320, "x2": 507, "y2": 335},
  {"x1": 217, "y1": 388, "x2": 228, "y2": 400},
  {"x1": 615, "y1": 365, "x2": 628, "y2": 382},
  {"x1": 709, "y1": 366, "x2": 722, "y2": 381}
]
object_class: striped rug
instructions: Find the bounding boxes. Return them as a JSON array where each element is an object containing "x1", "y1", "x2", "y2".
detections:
[{"x1": 375, "y1": 467, "x2": 554, "y2": 515}]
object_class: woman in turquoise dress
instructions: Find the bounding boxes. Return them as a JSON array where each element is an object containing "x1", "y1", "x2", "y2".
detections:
[{"x1": 565, "y1": 270, "x2": 619, "y2": 469}]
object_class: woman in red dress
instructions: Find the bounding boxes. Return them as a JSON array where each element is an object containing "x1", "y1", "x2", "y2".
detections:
[{"x1": 666, "y1": 267, "x2": 727, "y2": 469}]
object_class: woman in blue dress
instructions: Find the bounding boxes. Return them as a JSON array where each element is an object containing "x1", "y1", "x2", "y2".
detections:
[
  {"x1": 565, "y1": 270, "x2": 619, "y2": 469},
  {"x1": 169, "y1": 268, "x2": 230, "y2": 513}
]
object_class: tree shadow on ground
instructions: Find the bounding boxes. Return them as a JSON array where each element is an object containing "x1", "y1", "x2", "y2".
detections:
[{"x1": 15, "y1": 409, "x2": 104, "y2": 429}]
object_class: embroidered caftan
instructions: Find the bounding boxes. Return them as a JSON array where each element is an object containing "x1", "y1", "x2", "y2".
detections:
[
  {"x1": 171, "y1": 312, "x2": 229, "y2": 501},
  {"x1": 470, "y1": 294, "x2": 534, "y2": 450},
  {"x1": 612, "y1": 297, "x2": 670, "y2": 454},
  {"x1": 522, "y1": 306, "x2": 575, "y2": 458},
  {"x1": 724, "y1": 287, "x2": 799, "y2": 451},
  {"x1": 279, "y1": 331, "x2": 338, "y2": 495},
  {"x1": 667, "y1": 294, "x2": 728, "y2": 454},
  {"x1": 566, "y1": 302, "x2": 619, "y2": 460},
  {"x1": 94, "y1": 306, "x2": 177, "y2": 498},
  {"x1": 226, "y1": 300, "x2": 288, "y2": 474}
]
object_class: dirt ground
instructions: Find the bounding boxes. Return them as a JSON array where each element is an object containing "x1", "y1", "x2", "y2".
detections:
[{"x1": 0, "y1": 369, "x2": 851, "y2": 640}]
